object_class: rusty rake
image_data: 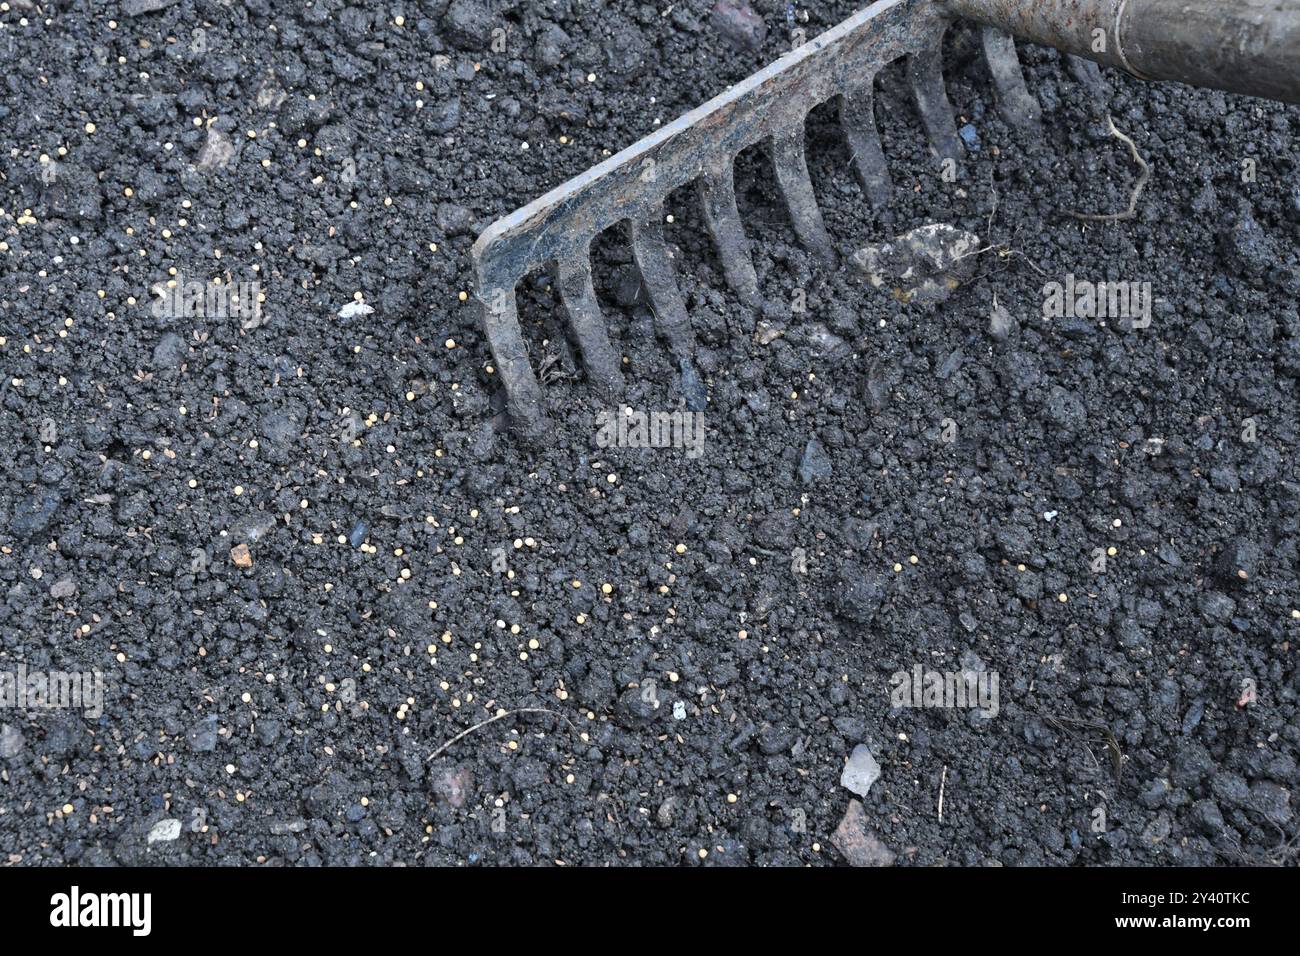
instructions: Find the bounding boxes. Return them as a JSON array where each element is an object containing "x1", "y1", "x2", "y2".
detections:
[{"x1": 472, "y1": 0, "x2": 1300, "y2": 437}]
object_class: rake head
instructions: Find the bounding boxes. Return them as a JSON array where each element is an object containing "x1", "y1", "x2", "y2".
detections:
[{"x1": 471, "y1": 0, "x2": 1300, "y2": 438}]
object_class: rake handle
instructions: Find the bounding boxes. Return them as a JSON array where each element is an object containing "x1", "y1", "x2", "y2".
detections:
[{"x1": 945, "y1": 0, "x2": 1300, "y2": 104}]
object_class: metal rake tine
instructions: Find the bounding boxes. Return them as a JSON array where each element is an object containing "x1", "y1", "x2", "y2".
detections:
[
  {"x1": 907, "y1": 27, "x2": 964, "y2": 166},
  {"x1": 477, "y1": 285, "x2": 548, "y2": 437},
  {"x1": 771, "y1": 127, "x2": 839, "y2": 266},
  {"x1": 555, "y1": 250, "x2": 625, "y2": 402},
  {"x1": 839, "y1": 78, "x2": 893, "y2": 214},
  {"x1": 982, "y1": 28, "x2": 1042, "y2": 132},
  {"x1": 698, "y1": 162, "x2": 761, "y2": 308},
  {"x1": 628, "y1": 210, "x2": 695, "y2": 362}
]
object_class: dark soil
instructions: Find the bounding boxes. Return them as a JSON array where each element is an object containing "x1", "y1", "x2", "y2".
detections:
[{"x1": 1, "y1": 0, "x2": 1298, "y2": 866}]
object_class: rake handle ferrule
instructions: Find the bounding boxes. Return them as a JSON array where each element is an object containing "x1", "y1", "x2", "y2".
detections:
[{"x1": 945, "y1": 0, "x2": 1300, "y2": 104}]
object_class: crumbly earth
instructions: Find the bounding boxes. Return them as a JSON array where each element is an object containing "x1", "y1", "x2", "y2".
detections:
[{"x1": 1, "y1": 0, "x2": 1297, "y2": 866}]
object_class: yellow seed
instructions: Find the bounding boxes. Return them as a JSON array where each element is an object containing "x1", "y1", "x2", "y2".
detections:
[{"x1": 62, "y1": 803, "x2": 74, "y2": 814}]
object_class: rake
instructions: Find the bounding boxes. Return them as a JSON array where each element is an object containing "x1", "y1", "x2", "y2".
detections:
[{"x1": 471, "y1": 0, "x2": 1300, "y2": 437}]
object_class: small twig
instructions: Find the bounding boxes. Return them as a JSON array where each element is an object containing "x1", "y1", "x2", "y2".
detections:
[
  {"x1": 938, "y1": 765, "x2": 948, "y2": 822},
  {"x1": 1067, "y1": 114, "x2": 1150, "y2": 222},
  {"x1": 427, "y1": 707, "x2": 575, "y2": 762}
]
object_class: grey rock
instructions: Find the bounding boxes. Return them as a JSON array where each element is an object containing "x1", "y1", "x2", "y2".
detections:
[
  {"x1": 615, "y1": 687, "x2": 659, "y2": 727},
  {"x1": 1249, "y1": 782, "x2": 1292, "y2": 826},
  {"x1": 441, "y1": 0, "x2": 493, "y2": 50},
  {"x1": 852, "y1": 223, "x2": 981, "y2": 307},
  {"x1": 0, "y1": 724, "x2": 24, "y2": 759},
  {"x1": 429, "y1": 96, "x2": 462, "y2": 135},
  {"x1": 1191, "y1": 798, "x2": 1225, "y2": 837},
  {"x1": 186, "y1": 715, "x2": 219, "y2": 752},
  {"x1": 841, "y1": 743, "x2": 882, "y2": 797},
  {"x1": 835, "y1": 563, "x2": 884, "y2": 623},
  {"x1": 436, "y1": 203, "x2": 474, "y2": 236},
  {"x1": 146, "y1": 818, "x2": 183, "y2": 844},
  {"x1": 11, "y1": 492, "x2": 61, "y2": 539},
  {"x1": 710, "y1": 0, "x2": 767, "y2": 52},
  {"x1": 49, "y1": 578, "x2": 77, "y2": 600},
  {"x1": 798, "y1": 436, "x2": 832, "y2": 483},
  {"x1": 196, "y1": 126, "x2": 237, "y2": 171},
  {"x1": 123, "y1": 0, "x2": 179, "y2": 16},
  {"x1": 429, "y1": 762, "x2": 474, "y2": 808}
]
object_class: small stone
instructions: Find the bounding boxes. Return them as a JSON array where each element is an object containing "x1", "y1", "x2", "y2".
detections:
[
  {"x1": 757, "y1": 724, "x2": 796, "y2": 756},
  {"x1": 442, "y1": 0, "x2": 493, "y2": 50},
  {"x1": 11, "y1": 492, "x2": 61, "y2": 539},
  {"x1": 429, "y1": 97, "x2": 462, "y2": 135},
  {"x1": 186, "y1": 715, "x2": 219, "y2": 753},
  {"x1": 146, "y1": 818, "x2": 183, "y2": 844},
  {"x1": 1191, "y1": 798, "x2": 1225, "y2": 837},
  {"x1": 0, "y1": 724, "x2": 24, "y2": 759},
  {"x1": 615, "y1": 687, "x2": 658, "y2": 728},
  {"x1": 798, "y1": 436, "x2": 832, "y2": 483},
  {"x1": 337, "y1": 300, "x2": 374, "y2": 319},
  {"x1": 989, "y1": 298, "x2": 1018, "y2": 341},
  {"x1": 49, "y1": 578, "x2": 77, "y2": 600},
  {"x1": 348, "y1": 519, "x2": 370, "y2": 549},
  {"x1": 852, "y1": 223, "x2": 981, "y2": 307},
  {"x1": 436, "y1": 203, "x2": 474, "y2": 236},
  {"x1": 710, "y1": 0, "x2": 767, "y2": 52},
  {"x1": 196, "y1": 126, "x2": 237, "y2": 171},
  {"x1": 230, "y1": 543, "x2": 253, "y2": 568},
  {"x1": 123, "y1": 0, "x2": 179, "y2": 14},
  {"x1": 1042, "y1": 385, "x2": 1087, "y2": 432},
  {"x1": 831, "y1": 799, "x2": 896, "y2": 866},
  {"x1": 840, "y1": 743, "x2": 882, "y2": 797},
  {"x1": 429, "y1": 762, "x2": 474, "y2": 808},
  {"x1": 835, "y1": 564, "x2": 884, "y2": 624}
]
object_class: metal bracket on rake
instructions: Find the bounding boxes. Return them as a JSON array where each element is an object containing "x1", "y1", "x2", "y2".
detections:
[{"x1": 471, "y1": 0, "x2": 1300, "y2": 438}]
